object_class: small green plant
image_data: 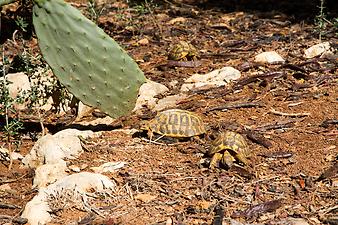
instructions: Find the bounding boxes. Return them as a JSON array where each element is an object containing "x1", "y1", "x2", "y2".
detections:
[
  {"x1": 315, "y1": 0, "x2": 326, "y2": 40},
  {"x1": 314, "y1": 0, "x2": 337, "y2": 40},
  {"x1": 132, "y1": 0, "x2": 156, "y2": 15},
  {"x1": 86, "y1": 0, "x2": 105, "y2": 24},
  {"x1": 0, "y1": 55, "x2": 24, "y2": 169},
  {"x1": 15, "y1": 16, "x2": 29, "y2": 32}
]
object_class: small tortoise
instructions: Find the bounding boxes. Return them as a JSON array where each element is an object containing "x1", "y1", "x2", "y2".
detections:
[
  {"x1": 208, "y1": 131, "x2": 250, "y2": 169},
  {"x1": 168, "y1": 41, "x2": 199, "y2": 61},
  {"x1": 142, "y1": 109, "x2": 206, "y2": 140}
]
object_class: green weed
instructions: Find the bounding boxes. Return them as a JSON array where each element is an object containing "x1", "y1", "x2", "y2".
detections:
[{"x1": 86, "y1": 0, "x2": 105, "y2": 24}]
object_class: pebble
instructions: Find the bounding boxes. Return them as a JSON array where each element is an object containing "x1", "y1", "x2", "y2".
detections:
[
  {"x1": 254, "y1": 51, "x2": 285, "y2": 64},
  {"x1": 304, "y1": 42, "x2": 331, "y2": 58}
]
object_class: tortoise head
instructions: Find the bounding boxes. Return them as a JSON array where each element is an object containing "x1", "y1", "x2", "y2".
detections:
[
  {"x1": 139, "y1": 120, "x2": 150, "y2": 131},
  {"x1": 139, "y1": 120, "x2": 155, "y2": 140}
]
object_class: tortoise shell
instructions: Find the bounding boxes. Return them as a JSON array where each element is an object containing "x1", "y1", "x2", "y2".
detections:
[
  {"x1": 168, "y1": 41, "x2": 199, "y2": 61},
  {"x1": 144, "y1": 109, "x2": 206, "y2": 139},
  {"x1": 208, "y1": 131, "x2": 250, "y2": 168}
]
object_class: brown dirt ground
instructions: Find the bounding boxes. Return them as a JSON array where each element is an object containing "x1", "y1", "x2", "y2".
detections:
[{"x1": 0, "y1": 0, "x2": 337, "y2": 224}]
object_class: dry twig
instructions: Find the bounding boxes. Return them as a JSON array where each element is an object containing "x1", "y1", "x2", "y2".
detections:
[
  {"x1": 253, "y1": 118, "x2": 304, "y2": 131},
  {"x1": 269, "y1": 108, "x2": 310, "y2": 117},
  {"x1": 207, "y1": 102, "x2": 264, "y2": 112}
]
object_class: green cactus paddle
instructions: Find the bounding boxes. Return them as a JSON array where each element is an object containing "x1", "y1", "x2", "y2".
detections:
[{"x1": 32, "y1": 0, "x2": 146, "y2": 118}]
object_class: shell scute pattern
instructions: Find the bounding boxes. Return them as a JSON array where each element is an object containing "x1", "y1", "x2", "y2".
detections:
[
  {"x1": 146, "y1": 109, "x2": 206, "y2": 138},
  {"x1": 208, "y1": 131, "x2": 250, "y2": 168},
  {"x1": 168, "y1": 41, "x2": 199, "y2": 61}
]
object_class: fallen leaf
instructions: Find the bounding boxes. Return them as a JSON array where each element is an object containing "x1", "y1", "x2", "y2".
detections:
[
  {"x1": 298, "y1": 178, "x2": 306, "y2": 189},
  {"x1": 210, "y1": 23, "x2": 234, "y2": 32},
  {"x1": 167, "y1": 17, "x2": 186, "y2": 24},
  {"x1": 138, "y1": 38, "x2": 149, "y2": 45},
  {"x1": 197, "y1": 200, "x2": 212, "y2": 210},
  {"x1": 135, "y1": 193, "x2": 157, "y2": 203}
]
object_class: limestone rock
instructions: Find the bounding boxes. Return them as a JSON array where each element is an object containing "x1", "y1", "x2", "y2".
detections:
[
  {"x1": 181, "y1": 67, "x2": 241, "y2": 92},
  {"x1": 22, "y1": 172, "x2": 116, "y2": 225},
  {"x1": 254, "y1": 51, "x2": 285, "y2": 64},
  {"x1": 134, "y1": 80, "x2": 169, "y2": 112},
  {"x1": 3, "y1": 72, "x2": 30, "y2": 110},
  {"x1": 153, "y1": 94, "x2": 188, "y2": 111},
  {"x1": 22, "y1": 129, "x2": 95, "y2": 168},
  {"x1": 33, "y1": 162, "x2": 67, "y2": 188},
  {"x1": 304, "y1": 42, "x2": 332, "y2": 58},
  {"x1": 91, "y1": 161, "x2": 127, "y2": 173}
]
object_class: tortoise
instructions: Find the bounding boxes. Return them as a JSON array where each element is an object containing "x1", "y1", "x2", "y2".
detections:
[
  {"x1": 208, "y1": 131, "x2": 250, "y2": 169},
  {"x1": 168, "y1": 41, "x2": 199, "y2": 61},
  {"x1": 141, "y1": 109, "x2": 206, "y2": 140}
]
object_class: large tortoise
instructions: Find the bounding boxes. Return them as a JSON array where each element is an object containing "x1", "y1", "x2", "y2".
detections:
[{"x1": 142, "y1": 109, "x2": 206, "y2": 140}]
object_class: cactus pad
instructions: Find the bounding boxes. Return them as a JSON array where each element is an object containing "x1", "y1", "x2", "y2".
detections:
[{"x1": 33, "y1": 0, "x2": 146, "y2": 118}]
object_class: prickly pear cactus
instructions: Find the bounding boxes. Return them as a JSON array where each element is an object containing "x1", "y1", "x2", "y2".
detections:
[{"x1": 32, "y1": 0, "x2": 146, "y2": 118}]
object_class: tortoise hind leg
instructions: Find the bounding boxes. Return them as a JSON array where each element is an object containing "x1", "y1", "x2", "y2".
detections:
[
  {"x1": 209, "y1": 152, "x2": 223, "y2": 169},
  {"x1": 210, "y1": 151, "x2": 235, "y2": 169},
  {"x1": 221, "y1": 151, "x2": 235, "y2": 168}
]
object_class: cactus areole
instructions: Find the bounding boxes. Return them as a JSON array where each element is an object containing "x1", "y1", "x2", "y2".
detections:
[{"x1": 33, "y1": 0, "x2": 146, "y2": 118}]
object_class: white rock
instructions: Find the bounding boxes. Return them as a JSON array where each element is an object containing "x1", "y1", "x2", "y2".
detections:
[
  {"x1": 4, "y1": 72, "x2": 30, "y2": 97},
  {"x1": 153, "y1": 94, "x2": 188, "y2": 111},
  {"x1": 3, "y1": 71, "x2": 65, "y2": 112},
  {"x1": 134, "y1": 80, "x2": 169, "y2": 112},
  {"x1": 91, "y1": 161, "x2": 127, "y2": 173},
  {"x1": 21, "y1": 193, "x2": 52, "y2": 225},
  {"x1": 68, "y1": 164, "x2": 81, "y2": 172},
  {"x1": 22, "y1": 134, "x2": 63, "y2": 168},
  {"x1": 2, "y1": 71, "x2": 74, "y2": 112},
  {"x1": 2, "y1": 72, "x2": 31, "y2": 110},
  {"x1": 180, "y1": 67, "x2": 241, "y2": 92},
  {"x1": 304, "y1": 42, "x2": 331, "y2": 59},
  {"x1": 53, "y1": 128, "x2": 94, "y2": 139},
  {"x1": 22, "y1": 129, "x2": 95, "y2": 168},
  {"x1": 75, "y1": 101, "x2": 94, "y2": 121},
  {"x1": 53, "y1": 129, "x2": 94, "y2": 158},
  {"x1": 254, "y1": 51, "x2": 285, "y2": 64},
  {"x1": 22, "y1": 172, "x2": 115, "y2": 225},
  {"x1": 33, "y1": 162, "x2": 67, "y2": 188}
]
